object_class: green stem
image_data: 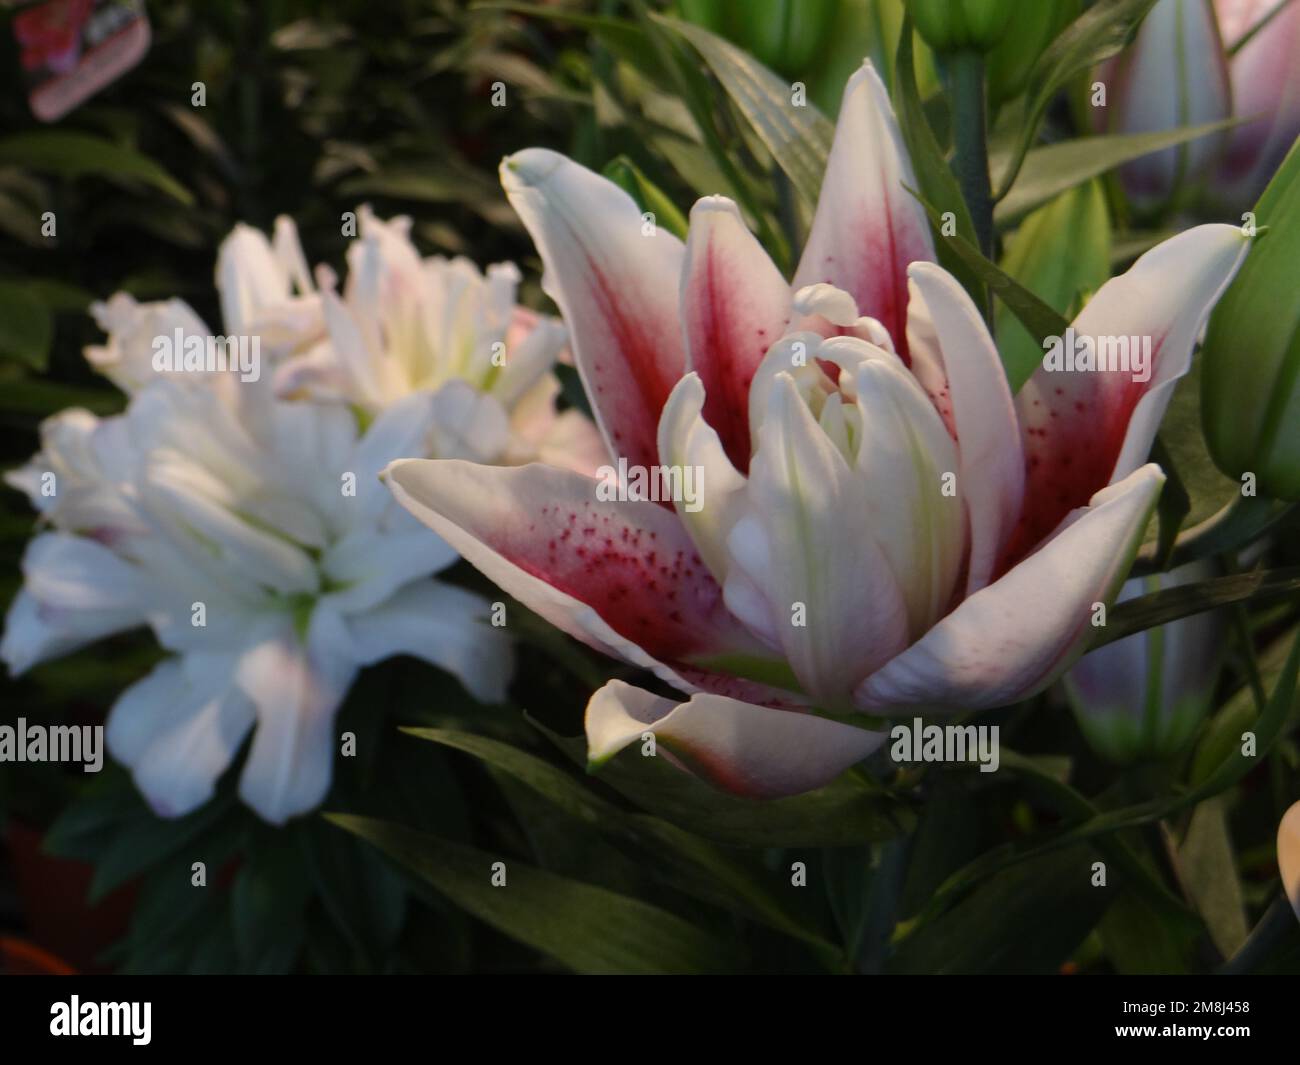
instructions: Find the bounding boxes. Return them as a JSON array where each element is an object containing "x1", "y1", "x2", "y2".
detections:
[{"x1": 948, "y1": 51, "x2": 994, "y2": 261}]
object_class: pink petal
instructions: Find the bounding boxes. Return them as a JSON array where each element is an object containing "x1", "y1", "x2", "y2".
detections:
[
  {"x1": 907, "y1": 263, "x2": 1024, "y2": 593},
  {"x1": 383, "y1": 458, "x2": 772, "y2": 690},
  {"x1": 856, "y1": 464, "x2": 1165, "y2": 712},
  {"x1": 680, "y1": 196, "x2": 792, "y2": 471},
  {"x1": 586, "y1": 679, "x2": 885, "y2": 798},
  {"x1": 501, "y1": 149, "x2": 687, "y2": 469},
  {"x1": 792, "y1": 62, "x2": 934, "y2": 360},
  {"x1": 1007, "y1": 224, "x2": 1248, "y2": 563}
]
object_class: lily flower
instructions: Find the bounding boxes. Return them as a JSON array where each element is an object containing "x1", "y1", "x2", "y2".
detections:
[
  {"x1": 385, "y1": 61, "x2": 1248, "y2": 798},
  {"x1": 266, "y1": 206, "x2": 607, "y2": 474},
  {"x1": 2, "y1": 237, "x2": 529, "y2": 824}
]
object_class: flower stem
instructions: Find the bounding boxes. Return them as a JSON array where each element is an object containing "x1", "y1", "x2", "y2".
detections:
[{"x1": 948, "y1": 51, "x2": 994, "y2": 260}]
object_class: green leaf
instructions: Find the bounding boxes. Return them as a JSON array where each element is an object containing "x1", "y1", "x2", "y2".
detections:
[
  {"x1": 911, "y1": 190, "x2": 1069, "y2": 374},
  {"x1": 231, "y1": 837, "x2": 312, "y2": 974},
  {"x1": 1133, "y1": 498, "x2": 1297, "y2": 575},
  {"x1": 1094, "y1": 566, "x2": 1300, "y2": 649},
  {"x1": 892, "y1": 17, "x2": 985, "y2": 308},
  {"x1": 301, "y1": 820, "x2": 406, "y2": 970},
  {"x1": 404, "y1": 727, "x2": 837, "y2": 954},
  {"x1": 534, "y1": 717, "x2": 915, "y2": 847},
  {"x1": 994, "y1": 0, "x2": 1160, "y2": 199},
  {"x1": 86, "y1": 798, "x2": 233, "y2": 903},
  {"x1": 1179, "y1": 797, "x2": 1249, "y2": 960},
  {"x1": 1100, "y1": 889, "x2": 1195, "y2": 973},
  {"x1": 1141, "y1": 359, "x2": 1242, "y2": 557},
  {"x1": 651, "y1": 13, "x2": 833, "y2": 211},
  {"x1": 0, "y1": 132, "x2": 193, "y2": 204},
  {"x1": 996, "y1": 179, "x2": 1110, "y2": 391},
  {"x1": 327, "y1": 814, "x2": 738, "y2": 974},
  {"x1": 0, "y1": 282, "x2": 53, "y2": 370},
  {"x1": 602, "y1": 156, "x2": 689, "y2": 239},
  {"x1": 889, "y1": 844, "x2": 1116, "y2": 973},
  {"x1": 1190, "y1": 625, "x2": 1298, "y2": 786},
  {"x1": 994, "y1": 120, "x2": 1240, "y2": 226},
  {"x1": 476, "y1": 2, "x2": 673, "y2": 84}
]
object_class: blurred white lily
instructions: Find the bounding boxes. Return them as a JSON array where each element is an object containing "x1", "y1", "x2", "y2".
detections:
[
  {"x1": 85, "y1": 208, "x2": 607, "y2": 474},
  {"x1": 0, "y1": 214, "x2": 552, "y2": 823},
  {"x1": 265, "y1": 206, "x2": 606, "y2": 472},
  {"x1": 1064, "y1": 561, "x2": 1224, "y2": 762},
  {"x1": 384, "y1": 61, "x2": 1248, "y2": 798},
  {"x1": 3, "y1": 375, "x2": 513, "y2": 823}
]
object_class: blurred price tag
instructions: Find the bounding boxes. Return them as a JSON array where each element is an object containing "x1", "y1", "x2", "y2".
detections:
[{"x1": 9, "y1": 0, "x2": 150, "y2": 121}]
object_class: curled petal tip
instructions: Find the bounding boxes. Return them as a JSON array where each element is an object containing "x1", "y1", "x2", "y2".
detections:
[{"x1": 499, "y1": 147, "x2": 566, "y2": 190}]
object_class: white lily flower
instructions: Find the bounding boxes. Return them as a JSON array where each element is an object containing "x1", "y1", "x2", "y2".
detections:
[{"x1": 1, "y1": 217, "x2": 543, "y2": 824}]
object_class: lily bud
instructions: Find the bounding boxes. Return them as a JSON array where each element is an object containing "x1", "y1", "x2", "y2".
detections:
[
  {"x1": 1065, "y1": 562, "x2": 1224, "y2": 764},
  {"x1": 907, "y1": 0, "x2": 1015, "y2": 54},
  {"x1": 1281, "y1": 799, "x2": 1300, "y2": 922},
  {"x1": 676, "y1": 0, "x2": 838, "y2": 79},
  {"x1": 1202, "y1": 137, "x2": 1300, "y2": 500},
  {"x1": 985, "y1": 0, "x2": 1079, "y2": 108},
  {"x1": 1098, "y1": 0, "x2": 1232, "y2": 211},
  {"x1": 1211, "y1": 0, "x2": 1300, "y2": 206}
]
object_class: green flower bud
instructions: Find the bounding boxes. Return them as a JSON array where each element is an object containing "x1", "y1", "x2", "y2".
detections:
[
  {"x1": 1202, "y1": 138, "x2": 1300, "y2": 500},
  {"x1": 985, "y1": 0, "x2": 1079, "y2": 108},
  {"x1": 907, "y1": 0, "x2": 1014, "y2": 54},
  {"x1": 677, "y1": 0, "x2": 838, "y2": 79}
]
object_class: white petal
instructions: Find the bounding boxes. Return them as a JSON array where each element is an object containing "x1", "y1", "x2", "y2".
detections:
[
  {"x1": 586, "y1": 679, "x2": 885, "y2": 798},
  {"x1": 856, "y1": 464, "x2": 1166, "y2": 711},
  {"x1": 343, "y1": 580, "x2": 515, "y2": 704},
  {"x1": 741, "y1": 372, "x2": 909, "y2": 704},
  {"x1": 234, "y1": 618, "x2": 358, "y2": 824},
  {"x1": 108, "y1": 653, "x2": 256, "y2": 819}
]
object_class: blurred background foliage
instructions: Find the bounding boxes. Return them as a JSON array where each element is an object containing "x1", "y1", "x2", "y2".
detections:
[{"x1": 1, "y1": 0, "x2": 1298, "y2": 975}]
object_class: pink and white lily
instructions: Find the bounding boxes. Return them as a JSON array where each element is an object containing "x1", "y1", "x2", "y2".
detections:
[{"x1": 385, "y1": 61, "x2": 1248, "y2": 799}]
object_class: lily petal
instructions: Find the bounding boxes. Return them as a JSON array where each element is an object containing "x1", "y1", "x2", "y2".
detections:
[
  {"x1": 384, "y1": 458, "x2": 769, "y2": 690},
  {"x1": 2, "y1": 534, "x2": 151, "y2": 674},
  {"x1": 856, "y1": 464, "x2": 1165, "y2": 711},
  {"x1": 586, "y1": 679, "x2": 885, "y2": 798},
  {"x1": 656, "y1": 373, "x2": 748, "y2": 583},
  {"x1": 107, "y1": 653, "x2": 256, "y2": 819},
  {"x1": 1009, "y1": 224, "x2": 1248, "y2": 559},
  {"x1": 792, "y1": 61, "x2": 934, "y2": 358},
  {"x1": 680, "y1": 196, "x2": 791, "y2": 470},
  {"x1": 907, "y1": 263, "x2": 1024, "y2": 591},
  {"x1": 344, "y1": 581, "x2": 514, "y2": 704},
  {"x1": 741, "y1": 373, "x2": 909, "y2": 704},
  {"x1": 235, "y1": 615, "x2": 357, "y2": 825},
  {"x1": 501, "y1": 148, "x2": 686, "y2": 468}
]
